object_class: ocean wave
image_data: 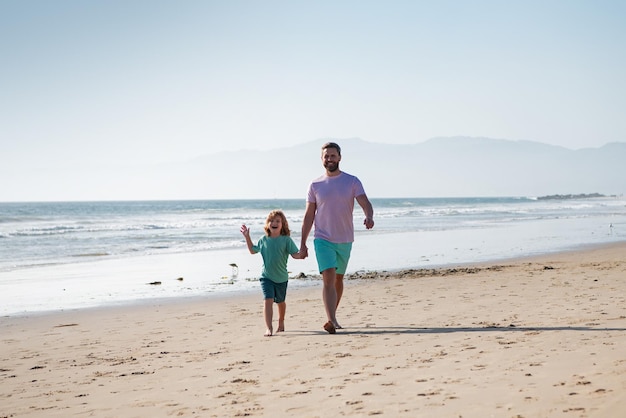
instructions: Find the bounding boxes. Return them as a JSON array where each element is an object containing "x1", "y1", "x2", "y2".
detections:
[
  {"x1": 71, "y1": 252, "x2": 110, "y2": 258},
  {"x1": 7, "y1": 222, "x2": 200, "y2": 237},
  {"x1": 12, "y1": 225, "x2": 84, "y2": 236},
  {"x1": 2, "y1": 197, "x2": 623, "y2": 275}
]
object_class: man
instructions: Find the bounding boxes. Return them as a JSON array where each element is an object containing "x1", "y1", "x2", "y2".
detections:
[{"x1": 300, "y1": 142, "x2": 374, "y2": 334}]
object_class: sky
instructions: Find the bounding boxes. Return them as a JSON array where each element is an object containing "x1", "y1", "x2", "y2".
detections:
[{"x1": 1, "y1": 0, "x2": 625, "y2": 201}]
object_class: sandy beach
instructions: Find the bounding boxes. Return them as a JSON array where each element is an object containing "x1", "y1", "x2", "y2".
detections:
[{"x1": 1, "y1": 243, "x2": 625, "y2": 417}]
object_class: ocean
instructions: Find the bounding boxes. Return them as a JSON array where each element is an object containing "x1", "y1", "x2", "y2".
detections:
[{"x1": 1, "y1": 197, "x2": 624, "y2": 316}]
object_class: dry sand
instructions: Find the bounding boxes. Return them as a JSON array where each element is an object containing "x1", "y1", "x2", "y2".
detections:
[{"x1": 1, "y1": 243, "x2": 625, "y2": 417}]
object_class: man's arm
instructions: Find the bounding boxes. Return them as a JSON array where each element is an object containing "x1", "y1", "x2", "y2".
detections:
[
  {"x1": 300, "y1": 201, "x2": 316, "y2": 252},
  {"x1": 356, "y1": 194, "x2": 374, "y2": 229}
]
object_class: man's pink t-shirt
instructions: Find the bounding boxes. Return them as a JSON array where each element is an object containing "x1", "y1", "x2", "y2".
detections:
[{"x1": 306, "y1": 172, "x2": 366, "y2": 244}]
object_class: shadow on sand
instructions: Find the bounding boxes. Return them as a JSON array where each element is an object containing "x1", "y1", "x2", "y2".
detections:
[{"x1": 289, "y1": 325, "x2": 626, "y2": 336}]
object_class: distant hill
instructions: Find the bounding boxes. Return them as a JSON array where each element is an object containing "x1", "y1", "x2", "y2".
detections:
[
  {"x1": 163, "y1": 136, "x2": 625, "y2": 199},
  {"x1": 9, "y1": 137, "x2": 623, "y2": 200}
]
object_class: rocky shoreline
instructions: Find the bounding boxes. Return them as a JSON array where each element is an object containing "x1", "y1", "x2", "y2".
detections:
[{"x1": 537, "y1": 192, "x2": 607, "y2": 200}]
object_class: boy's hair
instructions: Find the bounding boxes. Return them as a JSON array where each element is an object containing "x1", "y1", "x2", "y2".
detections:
[
  {"x1": 321, "y1": 142, "x2": 341, "y2": 156},
  {"x1": 264, "y1": 210, "x2": 291, "y2": 236}
]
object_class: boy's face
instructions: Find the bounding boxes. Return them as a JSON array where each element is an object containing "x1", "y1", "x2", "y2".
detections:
[{"x1": 269, "y1": 216, "x2": 282, "y2": 233}]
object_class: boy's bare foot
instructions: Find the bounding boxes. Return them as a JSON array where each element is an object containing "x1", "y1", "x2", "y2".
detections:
[
  {"x1": 264, "y1": 329, "x2": 273, "y2": 337},
  {"x1": 323, "y1": 321, "x2": 336, "y2": 334},
  {"x1": 277, "y1": 321, "x2": 285, "y2": 333}
]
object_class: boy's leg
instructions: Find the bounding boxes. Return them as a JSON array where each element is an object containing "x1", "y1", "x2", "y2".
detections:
[
  {"x1": 277, "y1": 301, "x2": 286, "y2": 332},
  {"x1": 263, "y1": 298, "x2": 274, "y2": 337},
  {"x1": 273, "y1": 281, "x2": 288, "y2": 333}
]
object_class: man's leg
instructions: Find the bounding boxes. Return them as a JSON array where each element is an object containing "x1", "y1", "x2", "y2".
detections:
[
  {"x1": 334, "y1": 243, "x2": 351, "y2": 312},
  {"x1": 335, "y1": 273, "x2": 344, "y2": 308},
  {"x1": 322, "y1": 268, "x2": 339, "y2": 329}
]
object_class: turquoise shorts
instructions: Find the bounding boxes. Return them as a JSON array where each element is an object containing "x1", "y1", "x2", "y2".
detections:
[
  {"x1": 260, "y1": 278, "x2": 288, "y2": 303},
  {"x1": 314, "y1": 239, "x2": 352, "y2": 275}
]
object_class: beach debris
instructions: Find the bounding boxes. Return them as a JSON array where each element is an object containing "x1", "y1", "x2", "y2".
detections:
[
  {"x1": 176, "y1": 277, "x2": 184, "y2": 281},
  {"x1": 220, "y1": 275, "x2": 235, "y2": 284},
  {"x1": 148, "y1": 281, "x2": 162, "y2": 285},
  {"x1": 295, "y1": 272, "x2": 307, "y2": 279},
  {"x1": 543, "y1": 265, "x2": 554, "y2": 270}
]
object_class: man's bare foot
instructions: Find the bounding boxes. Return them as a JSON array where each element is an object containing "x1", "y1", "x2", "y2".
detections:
[
  {"x1": 264, "y1": 329, "x2": 273, "y2": 337},
  {"x1": 277, "y1": 320, "x2": 285, "y2": 333},
  {"x1": 323, "y1": 321, "x2": 336, "y2": 334}
]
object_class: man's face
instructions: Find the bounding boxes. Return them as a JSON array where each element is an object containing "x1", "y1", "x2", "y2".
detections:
[{"x1": 322, "y1": 148, "x2": 341, "y2": 173}]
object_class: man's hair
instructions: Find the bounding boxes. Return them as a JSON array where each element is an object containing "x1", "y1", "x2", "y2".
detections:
[{"x1": 321, "y1": 142, "x2": 341, "y2": 156}]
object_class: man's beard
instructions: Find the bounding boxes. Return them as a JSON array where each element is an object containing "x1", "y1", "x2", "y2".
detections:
[{"x1": 324, "y1": 161, "x2": 339, "y2": 172}]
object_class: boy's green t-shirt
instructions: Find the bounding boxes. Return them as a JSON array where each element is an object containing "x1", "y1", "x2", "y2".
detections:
[{"x1": 252, "y1": 235, "x2": 299, "y2": 283}]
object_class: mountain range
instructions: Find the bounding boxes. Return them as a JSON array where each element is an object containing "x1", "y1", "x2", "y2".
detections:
[
  {"x1": 7, "y1": 136, "x2": 625, "y2": 201},
  {"x1": 170, "y1": 136, "x2": 625, "y2": 199}
]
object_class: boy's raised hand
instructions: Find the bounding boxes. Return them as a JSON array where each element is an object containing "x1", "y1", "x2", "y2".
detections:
[{"x1": 240, "y1": 224, "x2": 250, "y2": 237}]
